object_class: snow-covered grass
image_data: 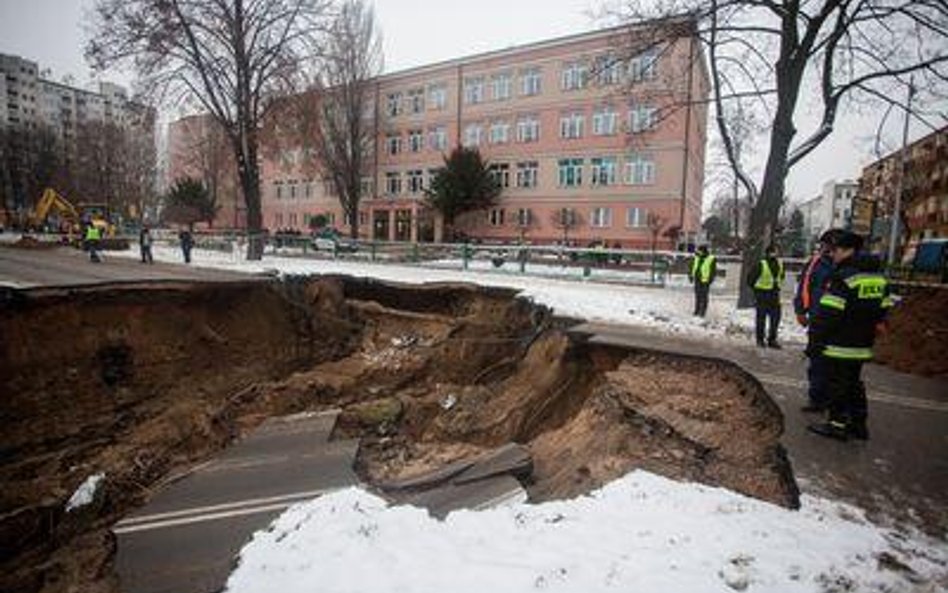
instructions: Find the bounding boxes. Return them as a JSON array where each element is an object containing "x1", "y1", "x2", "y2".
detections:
[
  {"x1": 65, "y1": 473, "x2": 104, "y2": 512},
  {"x1": 114, "y1": 245, "x2": 808, "y2": 345},
  {"x1": 225, "y1": 471, "x2": 945, "y2": 593}
]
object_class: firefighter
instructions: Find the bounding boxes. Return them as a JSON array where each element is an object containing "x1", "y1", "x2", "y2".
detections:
[
  {"x1": 794, "y1": 229, "x2": 843, "y2": 412},
  {"x1": 748, "y1": 244, "x2": 786, "y2": 348},
  {"x1": 807, "y1": 231, "x2": 893, "y2": 441},
  {"x1": 689, "y1": 245, "x2": 716, "y2": 317}
]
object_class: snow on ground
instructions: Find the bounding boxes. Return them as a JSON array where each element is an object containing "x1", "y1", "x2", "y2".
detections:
[
  {"x1": 114, "y1": 245, "x2": 808, "y2": 345},
  {"x1": 65, "y1": 473, "x2": 104, "y2": 512},
  {"x1": 225, "y1": 471, "x2": 945, "y2": 593}
]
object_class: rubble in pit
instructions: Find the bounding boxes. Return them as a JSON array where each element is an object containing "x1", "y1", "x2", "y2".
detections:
[{"x1": 0, "y1": 275, "x2": 799, "y2": 593}]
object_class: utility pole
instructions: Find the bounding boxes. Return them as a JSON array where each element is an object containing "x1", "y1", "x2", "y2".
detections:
[{"x1": 887, "y1": 77, "x2": 915, "y2": 266}]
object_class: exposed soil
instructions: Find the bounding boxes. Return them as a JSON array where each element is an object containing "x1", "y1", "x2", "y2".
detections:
[
  {"x1": 0, "y1": 276, "x2": 798, "y2": 593},
  {"x1": 875, "y1": 288, "x2": 948, "y2": 377}
]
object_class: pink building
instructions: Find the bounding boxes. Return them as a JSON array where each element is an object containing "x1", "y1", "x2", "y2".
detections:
[{"x1": 174, "y1": 22, "x2": 709, "y2": 247}]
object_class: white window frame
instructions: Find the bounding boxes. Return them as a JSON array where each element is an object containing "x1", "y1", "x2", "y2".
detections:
[
  {"x1": 561, "y1": 62, "x2": 588, "y2": 91},
  {"x1": 489, "y1": 163, "x2": 511, "y2": 188},
  {"x1": 516, "y1": 161, "x2": 538, "y2": 188},
  {"x1": 590, "y1": 207, "x2": 613, "y2": 228},
  {"x1": 408, "y1": 129, "x2": 424, "y2": 152},
  {"x1": 428, "y1": 84, "x2": 447, "y2": 110},
  {"x1": 630, "y1": 104, "x2": 657, "y2": 133},
  {"x1": 386, "y1": 92, "x2": 402, "y2": 117},
  {"x1": 516, "y1": 116, "x2": 540, "y2": 143},
  {"x1": 520, "y1": 68, "x2": 541, "y2": 96},
  {"x1": 407, "y1": 169, "x2": 425, "y2": 194},
  {"x1": 592, "y1": 107, "x2": 618, "y2": 136},
  {"x1": 463, "y1": 123, "x2": 483, "y2": 147},
  {"x1": 558, "y1": 158, "x2": 584, "y2": 188},
  {"x1": 386, "y1": 134, "x2": 402, "y2": 155},
  {"x1": 489, "y1": 120, "x2": 510, "y2": 145},
  {"x1": 385, "y1": 172, "x2": 402, "y2": 195},
  {"x1": 591, "y1": 157, "x2": 617, "y2": 187},
  {"x1": 595, "y1": 54, "x2": 622, "y2": 86},
  {"x1": 491, "y1": 73, "x2": 512, "y2": 101},
  {"x1": 429, "y1": 126, "x2": 447, "y2": 151},
  {"x1": 464, "y1": 77, "x2": 485, "y2": 105},
  {"x1": 516, "y1": 208, "x2": 533, "y2": 227},
  {"x1": 625, "y1": 155, "x2": 656, "y2": 185},
  {"x1": 629, "y1": 49, "x2": 659, "y2": 82},
  {"x1": 407, "y1": 88, "x2": 425, "y2": 114},
  {"x1": 559, "y1": 112, "x2": 584, "y2": 139},
  {"x1": 488, "y1": 208, "x2": 506, "y2": 227},
  {"x1": 626, "y1": 207, "x2": 648, "y2": 228}
]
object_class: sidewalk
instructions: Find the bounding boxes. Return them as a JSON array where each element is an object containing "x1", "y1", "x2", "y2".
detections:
[{"x1": 570, "y1": 321, "x2": 948, "y2": 537}]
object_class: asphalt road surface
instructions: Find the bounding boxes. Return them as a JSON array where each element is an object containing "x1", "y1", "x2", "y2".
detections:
[{"x1": 572, "y1": 321, "x2": 948, "y2": 536}]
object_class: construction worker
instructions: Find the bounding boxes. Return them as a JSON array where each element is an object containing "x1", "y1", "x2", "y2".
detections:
[
  {"x1": 139, "y1": 225, "x2": 154, "y2": 264},
  {"x1": 689, "y1": 245, "x2": 716, "y2": 317},
  {"x1": 794, "y1": 229, "x2": 843, "y2": 412},
  {"x1": 807, "y1": 231, "x2": 893, "y2": 441},
  {"x1": 85, "y1": 223, "x2": 102, "y2": 263},
  {"x1": 747, "y1": 244, "x2": 786, "y2": 348}
]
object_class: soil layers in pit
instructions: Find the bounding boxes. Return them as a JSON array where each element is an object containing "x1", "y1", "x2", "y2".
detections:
[{"x1": 0, "y1": 275, "x2": 799, "y2": 593}]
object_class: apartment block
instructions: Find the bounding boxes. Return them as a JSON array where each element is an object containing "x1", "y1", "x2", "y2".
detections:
[
  {"x1": 173, "y1": 22, "x2": 710, "y2": 246},
  {"x1": 0, "y1": 54, "x2": 41, "y2": 128},
  {"x1": 798, "y1": 179, "x2": 859, "y2": 243}
]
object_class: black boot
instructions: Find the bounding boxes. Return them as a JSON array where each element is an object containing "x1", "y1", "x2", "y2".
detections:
[
  {"x1": 848, "y1": 422, "x2": 869, "y2": 440},
  {"x1": 808, "y1": 421, "x2": 849, "y2": 441},
  {"x1": 767, "y1": 341, "x2": 782, "y2": 349},
  {"x1": 800, "y1": 403, "x2": 826, "y2": 413}
]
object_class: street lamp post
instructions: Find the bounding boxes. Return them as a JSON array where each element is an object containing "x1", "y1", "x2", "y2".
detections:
[{"x1": 887, "y1": 77, "x2": 915, "y2": 266}]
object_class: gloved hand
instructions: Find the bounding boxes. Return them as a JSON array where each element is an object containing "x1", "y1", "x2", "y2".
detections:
[{"x1": 796, "y1": 314, "x2": 808, "y2": 327}]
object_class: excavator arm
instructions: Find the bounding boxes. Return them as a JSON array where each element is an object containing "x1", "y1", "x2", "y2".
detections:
[{"x1": 31, "y1": 188, "x2": 79, "y2": 227}]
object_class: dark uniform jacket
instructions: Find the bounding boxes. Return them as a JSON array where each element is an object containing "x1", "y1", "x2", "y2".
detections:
[
  {"x1": 808, "y1": 254, "x2": 893, "y2": 361},
  {"x1": 793, "y1": 254, "x2": 833, "y2": 317}
]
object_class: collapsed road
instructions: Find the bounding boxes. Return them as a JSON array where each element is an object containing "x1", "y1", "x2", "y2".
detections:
[{"x1": 0, "y1": 249, "x2": 799, "y2": 593}]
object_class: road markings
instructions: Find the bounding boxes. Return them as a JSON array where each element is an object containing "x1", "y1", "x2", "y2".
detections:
[
  {"x1": 754, "y1": 372, "x2": 948, "y2": 413},
  {"x1": 114, "y1": 488, "x2": 333, "y2": 534}
]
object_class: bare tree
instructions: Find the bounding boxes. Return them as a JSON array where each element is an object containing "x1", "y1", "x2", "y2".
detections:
[
  {"x1": 286, "y1": 0, "x2": 381, "y2": 239},
  {"x1": 173, "y1": 116, "x2": 236, "y2": 227},
  {"x1": 612, "y1": 1, "x2": 948, "y2": 305},
  {"x1": 551, "y1": 207, "x2": 583, "y2": 245},
  {"x1": 87, "y1": 0, "x2": 333, "y2": 259}
]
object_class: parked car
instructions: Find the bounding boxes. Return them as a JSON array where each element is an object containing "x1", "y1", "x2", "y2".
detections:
[{"x1": 311, "y1": 228, "x2": 359, "y2": 253}]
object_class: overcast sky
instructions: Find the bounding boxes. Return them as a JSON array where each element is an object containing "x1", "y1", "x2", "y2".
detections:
[{"x1": 0, "y1": 0, "x2": 938, "y2": 208}]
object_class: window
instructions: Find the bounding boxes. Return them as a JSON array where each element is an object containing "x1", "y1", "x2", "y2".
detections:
[
  {"x1": 520, "y1": 68, "x2": 541, "y2": 96},
  {"x1": 516, "y1": 208, "x2": 533, "y2": 227},
  {"x1": 408, "y1": 129, "x2": 424, "y2": 152},
  {"x1": 591, "y1": 157, "x2": 617, "y2": 186},
  {"x1": 386, "y1": 134, "x2": 402, "y2": 155},
  {"x1": 491, "y1": 73, "x2": 512, "y2": 101},
  {"x1": 289, "y1": 182, "x2": 297, "y2": 199},
  {"x1": 592, "y1": 107, "x2": 618, "y2": 136},
  {"x1": 489, "y1": 120, "x2": 510, "y2": 144},
  {"x1": 558, "y1": 158, "x2": 584, "y2": 187},
  {"x1": 407, "y1": 169, "x2": 425, "y2": 193},
  {"x1": 627, "y1": 207, "x2": 648, "y2": 228},
  {"x1": 429, "y1": 126, "x2": 447, "y2": 151},
  {"x1": 407, "y1": 88, "x2": 425, "y2": 113},
  {"x1": 625, "y1": 154, "x2": 656, "y2": 185},
  {"x1": 385, "y1": 171, "x2": 402, "y2": 195},
  {"x1": 386, "y1": 92, "x2": 402, "y2": 117},
  {"x1": 561, "y1": 62, "x2": 588, "y2": 91},
  {"x1": 516, "y1": 116, "x2": 540, "y2": 143},
  {"x1": 289, "y1": 213, "x2": 298, "y2": 227},
  {"x1": 488, "y1": 208, "x2": 505, "y2": 227},
  {"x1": 361, "y1": 177, "x2": 374, "y2": 196},
  {"x1": 428, "y1": 84, "x2": 447, "y2": 110},
  {"x1": 489, "y1": 163, "x2": 510, "y2": 188},
  {"x1": 590, "y1": 207, "x2": 613, "y2": 228},
  {"x1": 595, "y1": 54, "x2": 622, "y2": 85},
  {"x1": 629, "y1": 49, "x2": 659, "y2": 82},
  {"x1": 464, "y1": 77, "x2": 484, "y2": 104},
  {"x1": 629, "y1": 104, "x2": 657, "y2": 133},
  {"x1": 516, "y1": 161, "x2": 539, "y2": 188},
  {"x1": 559, "y1": 112, "x2": 585, "y2": 139},
  {"x1": 463, "y1": 123, "x2": 483, "y2": 147},
  {"x1": 274, "y1": 181, "x2": 284, "y2": 200}
]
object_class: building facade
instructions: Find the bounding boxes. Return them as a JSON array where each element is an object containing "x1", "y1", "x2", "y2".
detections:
[
  {"x1": 249, "y1": 23, "x2": 709, "y2": 246},
  {"x1": 798, "y1": 179, "x2": 859, "y2": 243},
  {"x1": 857, "y1": 126, "x2": 948, "y2": 256}
]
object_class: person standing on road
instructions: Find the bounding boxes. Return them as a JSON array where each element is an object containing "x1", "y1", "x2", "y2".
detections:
[
  {"x1": 139, "y1": 225, "x2": 154, "y2": 264},
  {"x1": 748, "y1": 244, "x2": 786, "y2": 348},
  {"x1": 85, "y1": 223, "x2": 102, "y2": 263},
  {"x1": 807, "y1": 231, "x2": 893, "y2": 441},
  {"x1": 794, "y1": 229, "x2": 842, "y2": 412},
  {"x1": 689, "y1": 245, "x2": 716, "y2": 317},
  {"x1": 178, "y1": 229, "x2": 194, "y2": 264}
]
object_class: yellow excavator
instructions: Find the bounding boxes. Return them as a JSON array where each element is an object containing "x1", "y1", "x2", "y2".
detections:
[{"x1": 28, "y1": 188, "x2": 113, "y2": 235}]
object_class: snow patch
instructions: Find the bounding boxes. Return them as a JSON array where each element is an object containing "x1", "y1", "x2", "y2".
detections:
[
  {"x1": 224, "y1": 471, "x2": 945, "y2": 593},
  {"x1": 65, "y1": 473, "x2": 105, "y2": 512}
]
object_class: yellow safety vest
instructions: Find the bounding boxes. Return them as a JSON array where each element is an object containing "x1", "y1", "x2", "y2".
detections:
[
  {"x1": 85, "y1": 226, "x2": 101, "y2": 241},
  {"x1": 754, "y1": 259, "x2": 785, "y2": 291},
  {"x1": 691, "y1": 255, "x2": 715, "y2": 284}
]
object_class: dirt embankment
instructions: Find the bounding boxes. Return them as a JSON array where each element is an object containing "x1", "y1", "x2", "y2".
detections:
[
  {"x1": 1, "y1": 276, "x2": 798, "y2": 593},
  {"x1": 875, "y1": 287, "x2": 948, "y2": 377}
]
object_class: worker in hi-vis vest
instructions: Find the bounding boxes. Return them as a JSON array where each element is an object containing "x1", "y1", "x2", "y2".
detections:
[
  {"x1": 688, "y1": 245, "x2": 716, "y2": 317},
  {"x1": 806, "y1": 230, "x2": 892, "y2": 442},
  {"x1": 747, "y1": 244, "x2": 786, "y2": 348}
]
